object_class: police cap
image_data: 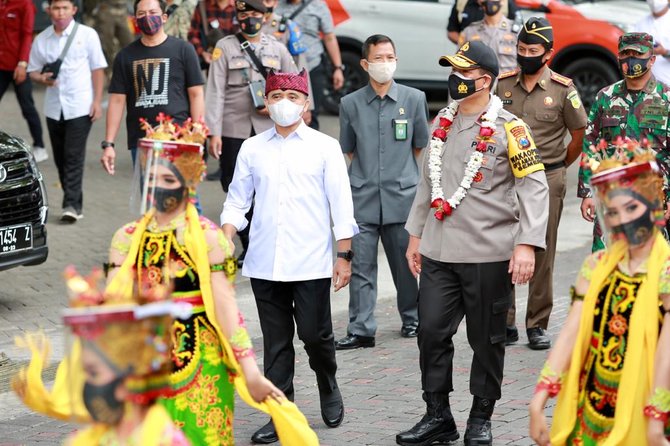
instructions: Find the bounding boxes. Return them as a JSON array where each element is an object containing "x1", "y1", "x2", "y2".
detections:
[{"x1": 439, "y1": 40, "x2": 499, "y2": 78}]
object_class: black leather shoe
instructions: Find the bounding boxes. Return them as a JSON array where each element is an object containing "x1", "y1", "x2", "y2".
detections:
[
  {"x1": 335, "y1": 334, "x2": 375, "y2": 350},
  {"x1": 396, "y1": 414, "x2": 459, "y2": 445},
  {"x1": 251, "y1": 420, "x2": 278, "y2": 444},
  {"x1": 464, "y1": 417, "x2": 492, "y2": 445},
  {"x1": 320, "y1": 388, "x2": 344, "y2": 427},
  {"x1": 527, "y1": 327, "x2": 551, "y2": 350},
  {"x1": 400, "y1": 323, "x2": 419, "y2": 338},
  {"x1": 505, "y1": 325, "x2": 519, "y2": 345}
]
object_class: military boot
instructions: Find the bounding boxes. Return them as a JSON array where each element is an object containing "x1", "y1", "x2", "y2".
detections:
[
  {"x1": 396, "y1": 392, "x2": 459, "y2": 445},
  {"x1": 464, "y1": 396, "x2": 494, "y2": 445}
]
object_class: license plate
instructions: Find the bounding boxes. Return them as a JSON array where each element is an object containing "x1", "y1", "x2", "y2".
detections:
[{"x1": 0, "y1": 224, "x2": 32, "y2": 254}]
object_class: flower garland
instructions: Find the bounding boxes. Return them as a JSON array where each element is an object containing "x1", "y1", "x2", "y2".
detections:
[{"x1": 428, "y1": 95, "x2": 503, "y2": 220}]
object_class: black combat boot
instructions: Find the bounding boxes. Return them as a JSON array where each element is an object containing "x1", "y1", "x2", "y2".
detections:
[
  {"x1": 464, "y1": 396, "x2": 495, "y2": 445},
  {"x1": 396, "y1": 392, "x2": 459, "y2": 446}
]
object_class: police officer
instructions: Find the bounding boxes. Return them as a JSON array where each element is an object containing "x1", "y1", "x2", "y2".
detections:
[
  {"x1": 397, "y1": 41, "x2": 548, "y2": 446},
  {"x1": 447, "y1": 0, "x2": 518, "y2": 44},
  {"x1": 460, "y1": 0, "x2": 519, "y2": 73},
  {"x1": 578, "y1": 32, "x2": 670, "y2": 251},
  {"x1": 496, "y1": 17, "x2": 587, "y2": 350}
]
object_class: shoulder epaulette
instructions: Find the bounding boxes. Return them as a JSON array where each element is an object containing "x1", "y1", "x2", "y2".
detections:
[
  {"x1": 499, "y1": 68, "x2": 520, "y2": 80},
  {"x1": 550, "y1": 71, "x2": 573, "y2": 87}
]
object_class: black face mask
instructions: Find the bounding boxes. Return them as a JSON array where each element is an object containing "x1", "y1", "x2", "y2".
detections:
[
  {"x1": 83, "y1": 376, "x2": 125, "y2": 425},
  {"x1": 448, "y1": 73, "x2": 486, "y2": 101},
  {"x1": 483, "y1": 0, "x2": 501, "y2": 16},
  {"x1": 517, "y1": 53, "x2": 547, "y2": 75},
  {"x1": 240, "y1": 16, "x2": 263, "y2": 36},
  {"x1": 153, "y1": 185, "x2": 186, "y2": 213},
  {"x1": 612, "y1": 211, "x2": 655, "y2": 245},
  {"x1": 619, "y1": 56, "x2": 651, "y2": 78}
]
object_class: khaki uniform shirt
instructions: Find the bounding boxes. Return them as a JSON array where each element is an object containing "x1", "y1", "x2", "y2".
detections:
[
  {"x1": 205, "y1": 33, "x2": 298, "y2": 138},
  {"x1": 405, "y1": 98, "x2": 549, "y2": 263},
  {"x1": 497, "y1": 68, "x2": 587, "y2": 166},
  {"x1": 460, "y1": 17, "x2": 518, "y2": 73}
]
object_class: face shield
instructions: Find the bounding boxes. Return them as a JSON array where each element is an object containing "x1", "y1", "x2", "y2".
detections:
[{"x1": 591, "y1": 161, "x2": 665, "y2": 247}]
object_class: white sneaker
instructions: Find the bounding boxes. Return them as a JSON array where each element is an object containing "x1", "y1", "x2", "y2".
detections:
[
  {"x1": 32, "y1": 146, "x2": 49, "y2": 163},
  {"x1": 61, "y1": 207, "x2": 82, "y2": 223}
]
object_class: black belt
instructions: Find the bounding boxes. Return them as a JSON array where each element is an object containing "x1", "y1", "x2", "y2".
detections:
[{"x1": 545, "y1": 161, "x2": 566, "y2": 171}]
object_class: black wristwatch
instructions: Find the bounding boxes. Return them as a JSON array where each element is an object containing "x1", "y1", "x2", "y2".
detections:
[
  {"x1": 101, "y1": 140, "x2": 115, "y2": 150},
  {"x1": 337, "y1": 250, "x2": 354, "y2": 261}
]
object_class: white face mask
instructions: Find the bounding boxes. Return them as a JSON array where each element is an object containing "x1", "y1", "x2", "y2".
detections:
[
  {"x1": 268, "y1": 99, "x2": 305, "y2": 127},
  {"x1": 366, "y1": 61, "x2": 396, "y2": 84},
  {"x1": 647, "y1": 0, "x2": 668, "y2": 14}
]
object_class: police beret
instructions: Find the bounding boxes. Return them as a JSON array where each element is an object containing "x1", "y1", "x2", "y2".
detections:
[
  {"x1": 439, "y1": 40, "x2": 499, "y2": 78},
  {"x1": 236, "y1": 0, "x2": 267, "y2": 13},
  {"x1": 518, "y1": 17, "x2": 553, "y2": 46}
]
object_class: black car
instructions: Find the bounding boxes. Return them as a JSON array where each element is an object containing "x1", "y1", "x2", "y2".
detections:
[{"x1": 0, "y1": 131, "x2": 48, "y2": 271}]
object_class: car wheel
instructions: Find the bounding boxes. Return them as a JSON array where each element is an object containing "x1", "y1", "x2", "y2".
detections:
[
  {"x1": 321, "y1": 50, "x2": 367, "y2": 116},
  {"x1": 560, "y1": 57, "x2": 619, "y2": 112}
]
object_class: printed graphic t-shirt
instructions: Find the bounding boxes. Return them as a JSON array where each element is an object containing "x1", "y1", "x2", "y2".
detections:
[{"x1": 109, "y1": 36, "x2": 204, "y2": 149}]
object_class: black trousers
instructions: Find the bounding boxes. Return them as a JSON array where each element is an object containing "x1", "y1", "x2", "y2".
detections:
[
  {"x1": 220, "y1": 135, "x2": 253, "y2": 249},
  {"x1": 308, "y1": 62, "x2": 327, "y2": 131},
  {"x1": 251, "y1": 277, "x2": 338, "y2": 398},
  {"x1": 0, "y1": 70, "x2": 44, "y2": 148},
  {"x1": 418, "y1": 256, "x2": 511, "y2": 400},
  {"x1": 46, "y1": 114, "x2": 92, "y2": 212}
]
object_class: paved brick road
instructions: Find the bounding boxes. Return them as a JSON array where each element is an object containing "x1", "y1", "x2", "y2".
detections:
[{"x1": 0, "y1": 87, "x2": 591, "y2": 445}]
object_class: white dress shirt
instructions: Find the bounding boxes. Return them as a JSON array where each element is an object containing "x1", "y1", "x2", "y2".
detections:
[
  {"x1": 635, "y1": 12, "x2": 670, "y2": 87},
  {"x1": 27, "y1": 20, "x2": 107, "y2": 121},
  {"x1": 221, "y1": 122, "x2": 359, "y2": 282}
]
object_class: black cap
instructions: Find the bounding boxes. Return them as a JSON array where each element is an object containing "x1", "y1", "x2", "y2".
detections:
[
  {"x1": 439, "y1": 40, "x2": 499, "y2": 78},
  {"x1": 236, "y1": 0, "x2": 267, "y2": 13},
  {"x1": 518, "y1": 17, "x2": 553, "y2": 47}
]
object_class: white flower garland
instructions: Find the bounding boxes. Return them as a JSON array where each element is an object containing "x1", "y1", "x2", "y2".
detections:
[{"x1": 428, "y1": 96, "x2": 503, "y2": 217}]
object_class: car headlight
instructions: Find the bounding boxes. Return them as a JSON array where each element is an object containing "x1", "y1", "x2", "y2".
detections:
[{"x1": 28, "y1": 153, "x2": 43, "y2": 181}]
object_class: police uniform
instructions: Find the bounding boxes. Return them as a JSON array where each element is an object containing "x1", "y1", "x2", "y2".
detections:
[
  {"x1": 496, "y1": 17, "x2": 587, "y2": 343},
  {"x1": 460, "y1": 17, "x2": 519, "y2": 73},
  {"x1": 578, "y1": 32, "x2": 670, "y2": 251},
  {"x1": 205, "y1": 20, "x2": 298, "y2": 192}
]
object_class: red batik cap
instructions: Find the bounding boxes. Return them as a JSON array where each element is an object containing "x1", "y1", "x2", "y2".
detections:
[{"x1": 265, "y1": 69, "x2": 309, "y2": 96}]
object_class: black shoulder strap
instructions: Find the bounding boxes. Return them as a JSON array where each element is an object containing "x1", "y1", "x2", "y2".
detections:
[
  {"x1": 199, "y1": 0, "x2": 210, "y2": 33},
  {"x1": 289, "y1": 0, "x2": 314, "y2": 20},
  {"x1": 235, "y1": 33, "x2": 267, "y2": 79}
]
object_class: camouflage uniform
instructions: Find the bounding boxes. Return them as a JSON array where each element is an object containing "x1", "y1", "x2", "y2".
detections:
[
  {"x1": 165, "y1": 0, "x2": 199, "y2": 41},
  {"x1": 86, "y1": 0, "x2": 133, "y2": 70},
  {"x1": 578, "y1": 34, "x2": 670, "y2": 251}
]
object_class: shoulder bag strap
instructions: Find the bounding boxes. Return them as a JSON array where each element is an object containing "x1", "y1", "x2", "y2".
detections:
[
  {"x1": 289, "y1": 0, "x2": 314, "y2": 20},
  {"x1": 57, "y1": 22, "x2": 79, "y2": 62},
  {"x1": 235, "y1": 32, "x2": 268, "y2": 79},
  {"x1": 199, "y1": 0, "x2": 210, "y2": 33}
]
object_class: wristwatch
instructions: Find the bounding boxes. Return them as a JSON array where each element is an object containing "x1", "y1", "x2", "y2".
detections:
[
  {"x1": 333, "y1": 64, "x2": 345, "y2": 71},
  {"x1": 17, "y1": 61, "x2": 28, "y2": 68},
  {"x1": 101, "y1": 140, "x2": 115, "y2": 150},
  {"x1": 337, "y1": 250, "x2": 354, "y2": 261}
]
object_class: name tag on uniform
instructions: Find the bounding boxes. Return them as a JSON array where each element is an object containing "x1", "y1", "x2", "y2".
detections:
[{"x1": 393, "y1": 119, "x2": 408, "y2": 141}]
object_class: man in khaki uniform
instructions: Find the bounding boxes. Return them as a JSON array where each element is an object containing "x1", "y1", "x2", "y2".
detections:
[
  {"x1": 84, "y1": 0, "x2": 133, "y2": 76},
  {"x1": 460, "y1": 0, "x2": 519, "y2": 73},
  {"x1": 496, "y1": 17, "x2": 587, "y2": 350},
  {"x1": 206, "y1": 0, "x2": 297, "y2": 264},
  {"x1": 397, "y1": 41, "x2": 548, "y2": 446}
]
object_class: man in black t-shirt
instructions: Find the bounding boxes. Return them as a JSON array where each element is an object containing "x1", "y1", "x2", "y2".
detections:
[
  {"x1": 101, "y1": 0, "x2": 205, "y2": 174},
  {"x1": 447, "y1": 0, "x2": 518, "y2": 44}
]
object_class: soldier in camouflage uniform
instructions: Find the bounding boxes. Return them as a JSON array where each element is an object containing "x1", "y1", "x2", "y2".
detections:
[
  {"x1": 85, "y1": 0, "x2": 134, "y2": 75},
  {"x1": 165, "y1": 0, "x2": 198, "y2": 41},
  {"x1": 578, "y1": 32, "x2": 670, "y2": 251}
]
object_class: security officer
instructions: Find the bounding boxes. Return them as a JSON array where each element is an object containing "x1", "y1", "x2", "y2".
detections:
[
  {"x1": 460, "y1": 0, "x2": 519, "y2": 73},
  {"x1": 335, "y1": 34, "x2": 429, "y2": 350},
  {"x1": 496, "y1": 17, "x2": 587, "y2": 350},
  {"x1": 578, "y1": 32, "x2": 670, "y2": 251},
  {"x1": 397, "y1": 41, "x2": 548, "y2": 446},
  {"x1": 205, "y1": 0, "x2": 297, "y2": 262}
]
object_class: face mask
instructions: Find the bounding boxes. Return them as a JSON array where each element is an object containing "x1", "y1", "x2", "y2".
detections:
[
  {"x1": 619, "y1": 56, "x2": 651, "y2": 78},
  {"x1": 517, "y1": 53, "x2": 547, "y2": 75},
  {"x1": 448, "y1": 72, "x2": 486, "y2": 101},
  {"x1": 483, "y1": 0, "x2": 501, "y2": 16},
  {"x1": 612, "y1": 211, "x2": 655, "y2": 245},
  {"x1": 647, "y1": 0, "x2": 668, "y2": 14},
  {"x1": 136, "y1": 15, "x2": 163, "y2": 36},
  {"x1": 240, "y1": 16, "x2": 263, "y2": 36},
  {"x1": 366, "y1": 61, "x2": 396, "y2": 84},
  {"x1": 83, "y1": 376, "x2": 125, "y2": 425},
  {"x1": 269, "y1": 99, "x2": 305, "y2": 127},
  {"x1": 52, "y1": 17, "x2": 73, "y2": 30},
  {"x1": 153, "y1": 185, "x2": 186, "y2": 213}
]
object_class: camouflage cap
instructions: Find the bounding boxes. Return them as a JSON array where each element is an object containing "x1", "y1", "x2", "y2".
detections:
[{"x1": 618, "y1": 32, "x2": 654, "y2": 54}]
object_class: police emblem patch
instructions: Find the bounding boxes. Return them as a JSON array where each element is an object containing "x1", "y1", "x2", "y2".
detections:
[
  {"x1": 458, "y1": 82, "x2": 468, "y2": 94},
  {"x1": 504, "y1": 91, "x2": 512, "y2": 98},
  {"x1": 212, "y1": 48, "x2": 223, "y2": 61}
]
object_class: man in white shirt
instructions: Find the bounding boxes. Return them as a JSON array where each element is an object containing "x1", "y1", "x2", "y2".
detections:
[
  {"x1": 221, "y1": 69, "x2": 358, "y2": 444},
  {"x1": 28, "y1": 0, "x2": 106, "y2": 222},
  {"x1": 635, "y1": 0, "x2": 670, "y2": 86}
]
